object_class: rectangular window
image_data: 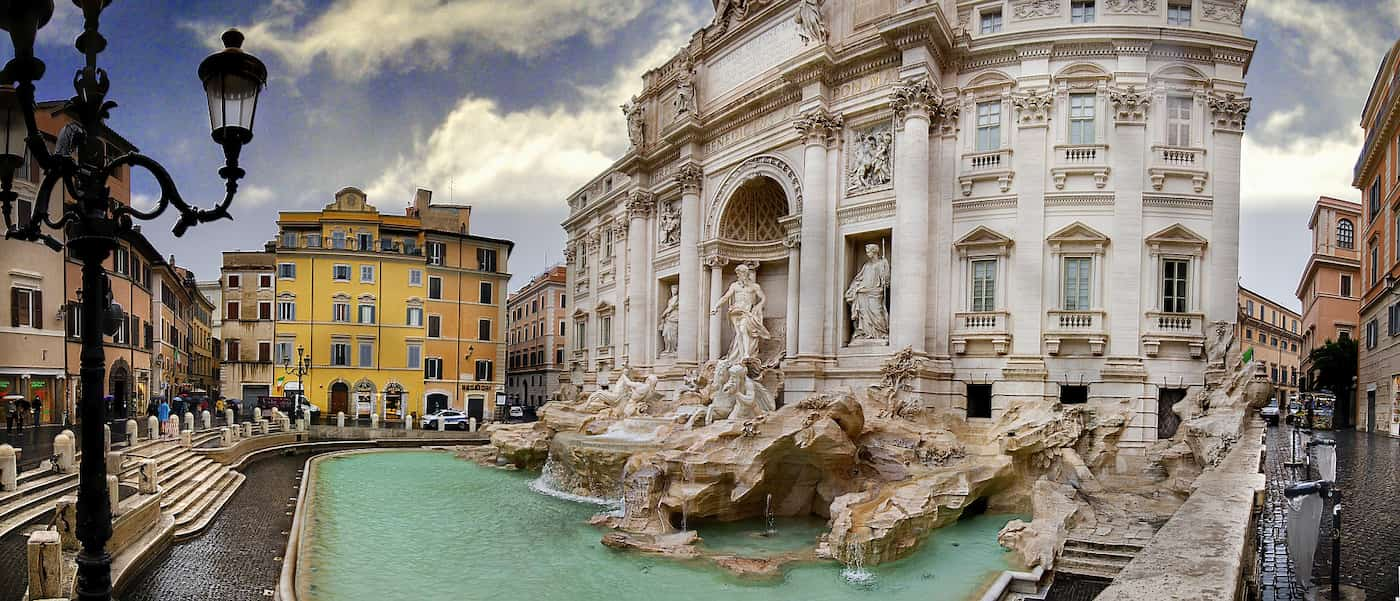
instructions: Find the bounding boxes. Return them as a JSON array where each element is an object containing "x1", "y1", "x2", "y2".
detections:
[
  {"x1": 480, "y1": 281, "x2": 493, "y2": 304},
  {"x1": 576, "y1": 321, "x2": 586, "y2": 347},
  {"x1": 1369, "y1": 179, "x2": 1381, "y2": 221},
  {"x1": 1069, "y1": 93, "x2": 1096, "y2": 145},
  {"x1": 332, "y1": 231, "x2": 346, "y2": 249},
  {"x1": 1341, "y1": 274, "x2": 1352, "y2": 298},
  {"x1": 281, "y1": 232, "x2": 297, "y2": 248},
  {"x1": 333, "y1": 302, "x2": 350, "y2": 322},
  {"x1": 407, "y1": 344, "x2": 422, "y2": 369},
  {"x1": 1166, "y1": 96, "x2": 1192, "y2": 147},
  {"x1": 967, "y1": 384, "x2": 993, "y2": 418},
  {"x1": 358, "y1": 341, "x2": 374, "y2": 367},
  {"x1": 425, "y1": 357, "x2": 443, "y2": 380},
  {"x1": 277, "y1": 301, "x2": 296, "y2": 321},
  {"x1": 332, "y1": 342, "x2": 350, "y2": 366},
  {"x1": 477, "y1": 248, "x2": 499, "y2": 272},
  {"x1": 258, "y1": 301, "x2": 273, "y2": 320},
  {"x1": 66, "y1": 303, "x2": 81, "y2": 337},
  {"x1": 561, "y1": 294, "x2": 567, "y2": 308},
  {"x1": 357, "y1": 232, "x2": 372, "y2": 251},
  {"x1": 1070, "y1": 0, "x2": 1095, "y2": 23},
  {"x1": 971, "y1": 259, "x2": 997, "y2": 313},
  {"x1": 1245, "y1": 329, "x2": 1252, "y2": 340},
  {"x1": 427, "y1": 241, "x2": 446, "y2": 266},
  {"x1": 1060, "y1": 385, "x2": 1089, "y2": 404},
  {"x1": 358, "y1": 304, "x2": 376, "y2": 324},
  {"x1": 225, "y1": 339, "x2": 239, "y2": 361},
  {"x1": 975, "y1": 102, "x2": 1001, "y2": 152},
  {"x1": 278, "y1": 263, "x2": 296, "y2": 279},
  {"x1": 475, "y1": 360, "x2": 494, "y2": 382},
  {"x1": 275, "y1": 341, "x2": 294, "y2": 364},
  {"x1": 478, "y1": 319, "x2": 492, "y2": 341},
  {"x1": 113, "y1": 247, "x2": 129, "y2": 275},
  {"x1": 227, "y1": 274, "x2": 241, "y2": 288},
  {"x1": 13, "y1": 287, "x2": 43, "y2": 328},
  {"x1": 307, "y1": 233, "x2": 322, "y2": 248},
  {"x1": 428, "y1": 315, "x2": 442, "y2": 338},
  {"x1": 258, "y1": 341, "x2": 272, "y2": 363},
  {"x1": 428, "y1": 277, "x2": 443, "y2": 300},
  {"x1": 1062, "y1": 257, "x2": 1092, "y2": 310},
  {"x1": 600, "y1": 316, "x2": 612, "y2": 346},
  {"x1": 333, "y1": 264, "x2": 350, "y2": 281},
  {"x1": 980, "y1": 7, "x2": 1002, "y2": 33},
  {"x1": 409, "y1": 269, "x2": 423, "y2": 287},
  {"x1": 406, "y1": 307, "x2": 423, "y2": 327},
  {"x1": 1167, "y1": 2, "x2": 1191, "y2": 26},
  {"x1": 1366, "y1": 319, "x2": 1378, "y2": 350},
  {"x1": 1371, "y1": 245, "x2": 1379, "y2": 285},
  {"x1": 1162, "y1": 259, "x2": 1189, "y2": 313},
  {"x1": 259, "y1": 273, "x2": 273, "y2": 288},
  {"x1": 360, "y1": 265, "x2": 375, "y2": 283}
]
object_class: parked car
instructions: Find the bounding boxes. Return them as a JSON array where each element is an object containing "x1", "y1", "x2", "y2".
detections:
[
  {"x1": 421, "y1": 409, "x2": 470, "y2": 430},
  {"x1": 1260, "y1": 403, "x2": 1280, "y2": 425},
  {"x1": 508, "y1": 406, "x2": 524, "y2": 418}
]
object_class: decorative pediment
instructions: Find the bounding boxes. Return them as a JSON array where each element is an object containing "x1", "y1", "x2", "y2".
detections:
[
  {"x1": 1053, "y1": 62, "x2": 1111, "y2": 83},
  {"x1": 276, "y1": 291, "x2": 296, "y2": 299},
  {"x1": 1145, "y1": 224, "x2": 1208, "y2": 254},
  {"x1": 954, "y1": 226, "x2": 1015, "y2": 257},
  {"x1": 357, "y1": 293, "x2": 376, "y2": 302},
  {"x1": 331, "y1": 292, "x2": 351, "y2": 302},
  {"x1": 572, "y1": 308, "x2": 590, "y2": 320},
  {"x1": 1047, "y1": 221, "x2": 1110, "y2": 253},
  {"x1": 327, "y1": 187, "x2": 377, "y2": 213},
  {"x1": 1152, "y1": 64, "x2": 1208, "y2": 83},
  {"x1": 965, "y1": 71, "x2": 1015, "y2": 94},
  {"x1": 595, "y1": 301, "x2": 616, "y2": 315}
]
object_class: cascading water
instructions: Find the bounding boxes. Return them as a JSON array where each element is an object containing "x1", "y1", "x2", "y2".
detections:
[
  {"x1": 763, "y1": 493, "x2": 777, "y2": 537},
  {"x1": 841, "y1": 540, "x2": 875, "y2": 586},
  {"x1": 529, "y1": 448, "x2": 621, "y2": 508}
]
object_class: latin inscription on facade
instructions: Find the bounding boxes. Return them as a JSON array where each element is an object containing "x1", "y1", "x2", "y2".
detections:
[
  {"x1": 835, "y1": 67, "x2": 899, "y2": 101},
  {"x1": 702, "y1": 103, "x2": 800, "y2": 155},
  {"x1": 703, "y1": 19, "x2": 803, "y2": 104}
]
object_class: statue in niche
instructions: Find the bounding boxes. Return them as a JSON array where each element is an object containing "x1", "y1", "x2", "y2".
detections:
[
  {"x1": 795, "y1": 0, "x2": 827, "y2": 45},
  {"x1": 622, "y1": 96, "x2": 645, "y2": 148},
  {"x1": 712, "y1": 263, "x2": 771, "y2": 362},
  {"x1": 659, "y1": 202, "x2": 681, "y2": 247},
  {"x1": 673, "y1": 61, "x2": 697, "y2": 118},
  {"x1": 848, "y1": 126, "x2": 893, "y2": 193},
  {"x1": 658, "y1": 284, "x2": 680, "y2": 355},
  {"x1": 846, "y1": 243, "x2": 890, "y2": 343}
]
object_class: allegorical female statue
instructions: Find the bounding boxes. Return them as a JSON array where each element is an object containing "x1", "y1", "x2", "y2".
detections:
[
  {"x1": 846, "y1": 243, "x2": 890, "y2": 342},
  {"x1": 712, "y1": 263, "x2": 770, "y2": 362},
  {"x1": 659, "y1": 284, "x2": 680, "y2": 355}
]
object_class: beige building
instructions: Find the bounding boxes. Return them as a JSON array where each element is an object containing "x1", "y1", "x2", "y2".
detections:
[
  {"x1": 1355, "y1": 39, "x2": 1400, "y2": 436},
  {"x1": 506, "y1": 265, "x2": 568, "y2": 409},
  {"x1": 1296, "y1": 196, "x2": 1360, "y2": 424},
  {"x1": 218, "y1": 249, "x2": 276, "y2": 409},
  {"x1": 1237, "y1": 286, "x2": 1302, "y2": 407}
]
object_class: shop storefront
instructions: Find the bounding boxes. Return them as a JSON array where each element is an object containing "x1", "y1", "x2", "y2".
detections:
[{"x1": 1, "y1": 372, "x2": 66, "y2": 424}]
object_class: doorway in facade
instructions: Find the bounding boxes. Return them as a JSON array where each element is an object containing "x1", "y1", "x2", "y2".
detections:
[
  {"x1": 1157, "y1": 388, "x2": 1186, "y2": 439},
  {"x1": 1367, "y1": 389, "x2": 1376, "y2": 432},
  {"x1": 467, "y1": 396, "x2": 485, "y2": 422},
  {"x1": 426, "y1": 393, "x2": 449, "y2": 415},
  {"x1": 330, "y1": 382, "x2": 349, "y2": 415}
]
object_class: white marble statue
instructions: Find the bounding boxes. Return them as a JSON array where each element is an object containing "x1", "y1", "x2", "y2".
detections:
[
  {"x1": 849, "y1": 128, "x2": 893, "y2": 192},
  {"x1": 712, "y1": 263, "x2": 771, "y2": 362},
  {"x1": 674, "y1": 63, "x2": 697, "y2": 118},
  {"x1": 659, "y1": 284, "x2": 680, "y2": 355},
  {"x1": 617, "y1": 374, "x2": 662, "y2": 418},
  {"x1": 659, "y1": 202, "x2": 681, "y2": 247},
  {"x1": 795, "y1": 0, "x2": 827, "y2": 44},
  {"x1": 846, "y1": 243, "x2": 891, "y2": 343},
  {"x1": 581, "y1": 371, "x2": 634, "y2": 413},
  {"x1": 622, "y1": 96, "x2": 645, "y2": 148}
]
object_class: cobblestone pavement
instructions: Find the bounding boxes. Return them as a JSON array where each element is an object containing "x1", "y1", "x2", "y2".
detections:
[
  {"x1": 119, "y1": 451, "x2": 315, "y2": 600},
  {"x1": 1259, "y1": 422, "x2": 1310, "y2": 601},
  {"x1": 1044, "y1": 574, "x2": 1110, "y2": 601},
  {"x1": 0, "y1": 514, "x2": 48, "y2": 601}
]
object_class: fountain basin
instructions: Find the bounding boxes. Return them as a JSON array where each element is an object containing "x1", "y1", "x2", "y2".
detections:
[{"x1": 284, "y1": 449, "x2": 1027, "y2": 601}]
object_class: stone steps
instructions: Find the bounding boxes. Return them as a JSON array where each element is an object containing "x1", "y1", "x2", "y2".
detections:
[
  {"x1": 172, "y1": 470, "x2": 244, "y2": 540},
  {"x1": 1055, "y1": 538, "x2": 1144, "y2": 581},
  {"x1": 1055, "y1": 556, "x2": 1127, "y2": 580},
  {"x1": 159, "y1": 461, "x2": 224, "y2": 511}
]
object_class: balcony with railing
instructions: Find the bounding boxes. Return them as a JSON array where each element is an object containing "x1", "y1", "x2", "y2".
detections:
[
  {"x1": 1044, "y1": 309, "x2": 1107, "y2": 355},
  {"x1": 1143, "y1": 311, "x2": 1206, "y2": 358},
  {"x1": 958, "y1": 148, "x2": 1014, "y2": 196},
  {"x1": 1148, "y1": 145, "x2": 1208, "y2": 193},
  {"x1": 951, "y1": 311, "x2": 1011, "y2": 355},
  {"x1": 1050, "y1": 144, "x2": 1110, "y2": 190}
]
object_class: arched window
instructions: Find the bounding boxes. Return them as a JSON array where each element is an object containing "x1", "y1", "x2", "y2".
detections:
[{"x1": 1337, "y1": 219, "x2": 1354, "y2": 249}]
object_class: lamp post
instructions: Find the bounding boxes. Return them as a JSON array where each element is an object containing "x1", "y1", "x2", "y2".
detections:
[
  {"x1": 283, "y1": 344, "x2": 310, "y2": 423},
  {"x1": 0, "y1": 3, "x2": 268, "y2": 600}
]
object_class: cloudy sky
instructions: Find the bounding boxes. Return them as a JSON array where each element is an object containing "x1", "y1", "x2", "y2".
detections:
[{"x1": 23, "y1": 0, "x2": 1400, "y2": 308}]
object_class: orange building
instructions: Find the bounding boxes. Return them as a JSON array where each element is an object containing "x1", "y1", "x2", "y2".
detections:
[
  {"x1": 1296, "y1": 197, "x2": 1361, "y2": 403},
  {"x1": 506, "y1": 265, "x2": 568, "y2": 409},
  {"x1": 1355, "y1": 39, "x2": 1400, "y2": 436}
]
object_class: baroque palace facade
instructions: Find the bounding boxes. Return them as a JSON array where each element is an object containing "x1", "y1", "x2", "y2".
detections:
[{"x1": 563, "y1": 0, "x2": 1253, "y2": 450}]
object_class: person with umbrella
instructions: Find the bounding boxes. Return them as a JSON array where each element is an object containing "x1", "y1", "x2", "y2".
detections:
[{"x1": 157, "y1": 398, "x2": 170, "y2": 439}]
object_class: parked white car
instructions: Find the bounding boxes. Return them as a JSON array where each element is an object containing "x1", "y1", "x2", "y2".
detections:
[{"x1": 421, "y1": 409, "x2": 469, "y2": 430}]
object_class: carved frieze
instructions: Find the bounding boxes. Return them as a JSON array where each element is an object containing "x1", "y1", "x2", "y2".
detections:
[
  {"x1": 658, "y1": 201, "x2": 681, "y2": 248},
  {"x1": 1109, "y1": 85, "x2": 1151, "y2": 123},
  {"x1": 1013, "y1": 89, "x2": 1054, "y2": 125},
  {"x1": 1201, "y1": 0, "x2": 1246, "y2": 24},
  {"x1": 846, "y1": 122, "x2": 894, "y2": 195},
  {"x1": 626, "y1": 191, "x2": 655, "y2": 219},
  {"x1": 1104, "y1": 0, "x2": 1157, "y2": 14},
  {"x1": 1012, "y1": 0, "x2": 1060, "y2": 19},
  {"x1": 793, "y1": 109, "x2": 844, "y2": 146},
  {"x1": 1207, "y1": 93, "x2": 1251, "y2": 131},
  {"x1": 563, "y1": 247, "x2": 577, "y2": 265}
]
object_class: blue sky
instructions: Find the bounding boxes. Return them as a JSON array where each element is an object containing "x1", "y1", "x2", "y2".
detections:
[{"x1": 17, "y1": 0, "x2": 1400, "y2": 308}]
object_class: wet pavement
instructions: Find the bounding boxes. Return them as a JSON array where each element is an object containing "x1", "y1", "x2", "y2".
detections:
[{"x1": 0, "y1": 417, "x2": 246, "y2": 471}]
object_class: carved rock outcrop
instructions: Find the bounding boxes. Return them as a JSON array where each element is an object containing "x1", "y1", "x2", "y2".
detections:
[{"x1": 488, "y1": 421, "x2": 554, "y2": 470}]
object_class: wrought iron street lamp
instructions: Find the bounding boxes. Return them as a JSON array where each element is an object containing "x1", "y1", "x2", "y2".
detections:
[
  {"x1": 283, "y1": 344, "x2": 310, "y2": 423},
  {"x1": 0, "y1": 3, "x2": 268, "y2": 600}
]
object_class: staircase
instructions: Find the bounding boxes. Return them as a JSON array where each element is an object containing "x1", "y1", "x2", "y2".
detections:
[{"x1": 1054, "y1": 538, "x2": 1144, "y2": 581}]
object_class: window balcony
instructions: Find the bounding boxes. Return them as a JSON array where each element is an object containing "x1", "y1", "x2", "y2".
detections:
[
  {"x1": 1143, "y1": 311, "x2": 1206, "y2": 358},
  {"x1": 1044, "y1": 309, "x2": 1107, "y2": 355},
  {"x1": 958, "y1": 149, "x2": 1014, "y2": 196},
  {"x1": 951, "y1": 311, "x2": 1011, "y2": 355},
  {"x1": 1148, "y1": 145, "x2": 1208, "y2": 193},
  {"x1": 1050, "y1": 144, "x2": 1110, "y2": 190}
]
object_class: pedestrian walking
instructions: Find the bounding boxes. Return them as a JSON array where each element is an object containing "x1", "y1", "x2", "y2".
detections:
[
  {"x1": 157, "y1": 398, "x2": 170, "y2": 439},
  {"x1": 31, "y1": 395, "x2": 42, "y2": 426},
  {"x1": 4, "y1": 398, "x2": 15, "y2": 432},
  {"x1": 16, "y1": 398, "x2": 28, "y2": 431}
]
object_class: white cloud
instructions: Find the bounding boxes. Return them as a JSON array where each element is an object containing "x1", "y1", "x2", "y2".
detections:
[
  {"x1": 36, "y1": 2, "x2": 82, "y2": 48},
  {"x1": 1241, "y1": 129, "x2": 1363, "y2": 210},
  {"x1": 131, "y1": 192, "x2": 158, "y2": 212},
  {"x1": 191, "y1": 0, "x2": 653, "y2": 81},
  {"x1": 364, "y1": 4, "x2": 703, "y2": 210},
  {"x1": 239, "y1": 184, "x2": 276, "y2": 208}
]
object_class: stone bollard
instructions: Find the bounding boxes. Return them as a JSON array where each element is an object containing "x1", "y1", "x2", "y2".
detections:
[
  {"x1": 180, "y1": 430, "x2": 192, "y2": 448},
  {"x1": 184, "y1": 412, "x2": 195, "y2": 431},
  {"x1": 103, "y1": 424, "x2": 112, "y2": 455},
  {"x1": 296, "y1": 419, "x2": 306, "y2": 432},
  {"x1": 0, "y1": 444, "x2": 17, "y2": 491},
  {"x1": 242, "y1": 422, "x2": 253, "y2": 438},
  {"x1": 147, "y1": 415, "x2": 159, "y2": 441},
  {"x1": 225, "y1": 408, "x2": 234, "y2": 426},
  {"x1": 469, "y1": 417, "x2": 477, "y2": 433},
  {"x1": 370, "y1": 414, "x2": 379, "y2": 429},
  {"x1": 54, "y1": 496, "x2": 78, "y2": 551},
  {"x1": 405, "y1": 416, "x2": 412, "y2": 430},
  {"x1": 106, "y1": 451, "x2": 123, "y2": 475},
  {"x1": 26, "y1": 530, "x2": 63, "y2": 598},
  {"x1": 54, "y1": 431, "x2": 75, "y2": 474},
  {"x1": 169, "y1": 414, "x2": 181, "y2": 438},
  {"x1": 107, "y1": 474, "x2": 121, "y2": 516},
  {"x1": 202, "y1": 410, "x2": 212, "y2": 430},
  {"x1": 260, "y1": 420, "x2": 269, "y2": 435},
  {"x1": 220, "y1": 427, "x2": 231, "y2": 446},
  {"x1": 125, "y1": 419, "x2": 138, "y2": 447},
  {"x1": 337, "y1": 412, "x2": 346, "y2": 428},
  {"x1": 139, "y1": 459, "x2": 159, "y2": 494}
]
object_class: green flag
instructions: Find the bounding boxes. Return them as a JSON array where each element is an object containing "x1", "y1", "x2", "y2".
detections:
[{"x1": 1241, "y1": 346, "x2": 1254, "y2": 365}]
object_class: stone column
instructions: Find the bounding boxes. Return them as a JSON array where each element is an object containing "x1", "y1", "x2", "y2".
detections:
[
  {"x1": 105, "y1": 451, "x2": 122, "y2": 475},
  {"x1": 138, "y1": 459, "x2": 158, "y2": 494},
  {"x1": 785, "y1": 235, "x2": 801, "y2": 359},
  {"x1": 625, "y1": 191, "x2": 655, "y2": 366},
  {"x1": 794, "y1": 109, "x2": 842, "y2": 358},
  {"x1": 147, "y1": 415, "x2": 159, "y2": 441},
  {"x1": 1108, "y1": 86, "x2": 1150, "y2": 358},
  {"x1": 1207, "y1": 93, "x2": 1249, "y2": 326},
  {"x1": 184, "y1": 411, "x2": 194, "y2": 431},
  {"x1": 889, "y1": 81, "x2": 936, "y2": 353},
  {"x1": 1010, "y1": 88, "x2": 1054, "y2": 356},
  {"x1": 202, "y1": 410, "x2": 211, "y2": 430},
  {"x1": 26, "y1": 530, "x2": 63, "y2": 598},
  {"x1": 706, "y1": 257, "x2": 727, "y2": 361},
  {"x1": 676, "y1": 164, "x2": 704, "y2": 365}
]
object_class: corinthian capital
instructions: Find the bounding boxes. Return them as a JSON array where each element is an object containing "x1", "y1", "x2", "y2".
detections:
[
  {"x1": 1012, "y1": 89, "x2": 1054, "y2": 125},
  {"x1": 890, "y1": 78, "x2": 940, "y2": 125},
  {"x1": 675, "y1": 163, "x2": 704, "y2": 193},
  {"x1": 793, "y1": 109, "x2": 844, "y2": 146},
  {"x1": 1108, "y1": 85, "x2": 1151, "y2": 123},
  {"x1": 1207, "y1": 92, "x2": 1251, "y2": 132},
  {"x1": 626, "y1": 190, "x2": 655, "y2": 219}
]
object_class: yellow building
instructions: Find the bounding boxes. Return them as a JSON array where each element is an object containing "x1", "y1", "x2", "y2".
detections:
[{"x1": 269, "y1": 187, "x2": 511, "y2": 422}]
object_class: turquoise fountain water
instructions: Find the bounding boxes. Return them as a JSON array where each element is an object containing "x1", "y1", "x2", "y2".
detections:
[{"x1": 301, "y1": 451, "x2": 1023, "y2": 601}]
